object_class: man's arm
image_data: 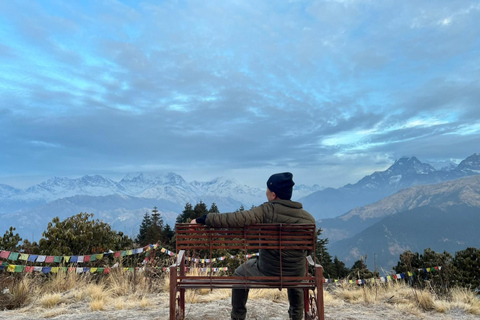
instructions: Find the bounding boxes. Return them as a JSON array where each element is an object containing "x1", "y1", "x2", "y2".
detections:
[{"x1": 190, "y1": 204, "x2": 267, "y2": 228}]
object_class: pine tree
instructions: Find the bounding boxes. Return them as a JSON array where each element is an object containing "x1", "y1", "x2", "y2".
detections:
[
  {"x1": 209, "y1": 203, "x2": 219, "y2": 213},
  {"x1": 314, "y1": 229, "x2": 335, "y2": 278},
  {"x1": 136, "y1": 212, "x2": 153, "y2": 246},
  {"x1": 452, "y1": 247, "x2": 479, "y2": 289},
  {"x1": 144, "y1": 207, "x2": 164, "y2": 245},
  {"x1": 348, "y1": 256, "x2": 374, "y2": 279},
  {"x1": 193, "y1": 201, "x2": 208, "y2": 219},
  {"x1": 151, "y1": 206, "x2": 164, "y2": 229},
  {"x1": 332, "y1": 256, "x2": 349, "y2": 279},
  {"x1": 176, "y1": 203, "x2": 195, "y2": 223},
  {"x1": 0, "y1": 226, "x2": 22, "y2": 251}
]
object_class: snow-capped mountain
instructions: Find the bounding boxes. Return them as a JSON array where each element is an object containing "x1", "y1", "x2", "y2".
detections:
[
  {"x1": 301, "y1": 153, "x2": 480, "y2": 219},
  {"x1": 0, "y1": 172, "x2": 324, "y2": 240},
  {"x1": 23, "y1": 175, "x2": 124, "y2": 202},
  {"x1": 456, "y1": 153, "x2": 480, "y2": 174}
]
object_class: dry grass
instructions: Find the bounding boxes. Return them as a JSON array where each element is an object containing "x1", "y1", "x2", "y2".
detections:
[
  {"x1": 38, "y1": 293, "x2": 63, "y2": 308},
  {"x1": 3, "y1": 269, "x2": 479, "y2": 318}
]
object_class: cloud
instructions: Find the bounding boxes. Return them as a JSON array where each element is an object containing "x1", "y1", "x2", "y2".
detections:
[{"x1": 0, "y1": 0, "x2": 479, "y2": 188}]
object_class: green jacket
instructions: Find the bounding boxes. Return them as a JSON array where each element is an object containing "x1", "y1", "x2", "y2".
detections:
[{"x1": 205, "y1": 199, "x2": 316, "y2": 276}]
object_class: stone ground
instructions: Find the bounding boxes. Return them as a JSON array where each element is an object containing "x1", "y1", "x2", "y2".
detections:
[{"x1": 0, "y1": 294, "x2": 478, "y2": 320}]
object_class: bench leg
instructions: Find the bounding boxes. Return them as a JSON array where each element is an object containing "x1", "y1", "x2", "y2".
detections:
[
  {"x1": 316, "y1": 266, "x2": 325, "y2": 320},
  {"x1": 169, "y1": 266, "x2": 179, "y2": 320},
  {"x1": 304, "y1": 288, "x2": 310, "y2": 320}
]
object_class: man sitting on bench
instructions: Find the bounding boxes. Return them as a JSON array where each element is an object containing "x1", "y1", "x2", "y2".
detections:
[{"x1": 190, "y1": 172, "x2": 316, "y2": 320}]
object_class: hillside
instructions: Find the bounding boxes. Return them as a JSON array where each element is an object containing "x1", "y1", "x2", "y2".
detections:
[
  {"x1": 328, "y1": 204, "x2": 480, "y2": 271},
  {"x1": 301, "y1": 153, "x2": 480, "y2": 219},
  {"x1": 319, "y1": 175, "x2": 480, "y2": 244}
]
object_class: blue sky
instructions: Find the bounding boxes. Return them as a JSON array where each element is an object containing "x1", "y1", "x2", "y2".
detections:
[{"x1": 1, "y1": 0, "x2": 479, "y2": 189}]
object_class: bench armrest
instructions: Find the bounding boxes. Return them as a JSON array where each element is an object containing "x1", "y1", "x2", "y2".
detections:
[
  {"x1": 306, "y1": 255, "x2": 322, "y2": 267},
  {"x1": 171, "y1": 250, "x2": 185, "y2": 267}
]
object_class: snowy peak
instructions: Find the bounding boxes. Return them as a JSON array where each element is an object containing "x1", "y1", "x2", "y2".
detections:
[
  {"x1": 0, "y1": 184, "x2": 22, "y2": 198},
  {"x1": 456, "y1": 153, "x2": 480, "y2": 174},
  {"x1": 22, "y1": 175, "x2": 121, "y2": 201},
  {"x1": 387, "y1": 156, "x2": 436, "y2": 175},
  {"x1": 120, "y1": 172, "x2": 187, "y2": 186}
]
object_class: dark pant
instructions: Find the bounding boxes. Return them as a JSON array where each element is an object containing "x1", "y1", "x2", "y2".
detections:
[{"x1": 231, "y1": 258, "x2": 304, "y2": 320}]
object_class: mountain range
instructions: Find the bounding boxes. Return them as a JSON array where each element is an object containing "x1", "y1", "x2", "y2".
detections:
[
  {"x1": 0, "y1": 172, "x2": 322, "y2": 240},
  {"x1": 300, "y1": 153, "x2": 480, "y2": 219},
  {"x1": 1, "y1": 153, "x2": 479, "y2": 272},
  {"x1": 326, "y1": 175, "x2": 480, "y2": 271}
]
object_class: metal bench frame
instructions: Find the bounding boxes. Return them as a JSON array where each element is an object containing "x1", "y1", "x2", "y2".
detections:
[{"x1": 169, "y1": 223, "x2": 324, "y2": 320}]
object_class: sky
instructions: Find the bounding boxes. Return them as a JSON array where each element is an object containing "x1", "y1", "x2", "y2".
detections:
[{"x1": 1, "y1": 0, "x2": 479, "y2": 189}]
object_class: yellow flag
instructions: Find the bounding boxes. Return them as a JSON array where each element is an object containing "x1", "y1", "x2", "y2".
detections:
[
  {"x1": 51, "y1": 267, "x2": 59, "y2": 273},
  {"x1": 7, "y1": 265, "x2": 15, "y2": 272},
  {"x1": 90, "y1": 268, "x2": 98, "y2": 273},
  {"x1": 64, "y1": 256, "x2": 71, "y2": 263}
]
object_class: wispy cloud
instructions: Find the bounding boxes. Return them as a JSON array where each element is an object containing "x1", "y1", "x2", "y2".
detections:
[{"x1": 0, "y1": 0, "x2": 479, "y2": 188}]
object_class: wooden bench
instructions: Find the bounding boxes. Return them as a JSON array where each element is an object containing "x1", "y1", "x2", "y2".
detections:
[{"x1": 170, "y1": 223, "x2": 324, "y2": 320}]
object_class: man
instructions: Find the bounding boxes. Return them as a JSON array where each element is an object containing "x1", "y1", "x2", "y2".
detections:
[{"x1": 190, "y1": 172, "x2": 316, "y2": 320}]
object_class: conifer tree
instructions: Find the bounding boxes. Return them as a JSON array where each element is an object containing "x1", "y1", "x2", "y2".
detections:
[
  {"x1": 193, "y1": 201, "x2": 208, "y2": 219},
  {"x1": 209, "y1": 203, "x2": 219, "y2": 213},
  {"x1": 452, "y1": 247, "x2": 479, "y2": 289},
  {"x1": 176, "y1": 203, "x2": 195, "y2": 223},
  {"x1": 136, "y1": 212, "x2": 152, "y2": 246},
  {"x1": 0, "y1": 226, "x2": 22, "y2": 251}
]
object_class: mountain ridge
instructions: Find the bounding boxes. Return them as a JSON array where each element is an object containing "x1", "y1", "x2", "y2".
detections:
[{"x1": 301, "y1": 153, "x2": 480, "y2": 219}]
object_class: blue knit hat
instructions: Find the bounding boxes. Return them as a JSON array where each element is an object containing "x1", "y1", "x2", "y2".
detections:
[{"x1": 266, "y1": 172, "x2": 295, "y2": 200}]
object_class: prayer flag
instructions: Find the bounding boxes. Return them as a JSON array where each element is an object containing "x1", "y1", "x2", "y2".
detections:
[
  {"x1": 114, "y1": 251, "x2": 121, "y2": 258},
  {"x1": 64, "y1": 256, "x2": 71, "y2": 263},
  {"x1": 84, "y1": 255, "x2": 91, "y2": 262},
  {"x1": 0, "y1": 251, "x2": 10, "y2": 259},
  {"x1": 8, "y1": 252, "x2": 19, "y2": 261},
  {"x1": 25, "y1": 266, "x2": 34, "y2": 273},
  {"x1": 19, "y1": 253, "x2": 29, "y2": 261},
  {"x1": 42, "y1": 267, "x2": 51, "y2": 274},
  {"x1": 33, "y1": 267, "x2": 42, "y2": 272},
  {"x1": 77, "y1": 256, "x2": 84, "y2": 263},
  {"x1": 45, "y1": 256, "x2": 55, "y2": 263},
  {"x1": 70, "y1": 256, "x2": 78, "y2": 263},
  {"x1": 36, "y1": 255, "x2": 46, "y2": 263},
  {"x1": 95, "y1": 254, "x2": 103, "y2": 260},
  {"x1": 54, "y1": 256, "x2": 63, "y2": 263},
  {"x1": 28, "y1": 255, "x2": 38, "y2": 262},
  {"x1": 7, "y1": 265, "x2": 15, "y2": 272},
  {"x1": 51, "y1": 267, "x2": 59, "y2": 273}
]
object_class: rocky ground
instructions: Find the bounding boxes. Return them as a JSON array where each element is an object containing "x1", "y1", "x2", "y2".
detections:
[{"x1": 0, "y1": 294, "x2": 478, "y2": 320}]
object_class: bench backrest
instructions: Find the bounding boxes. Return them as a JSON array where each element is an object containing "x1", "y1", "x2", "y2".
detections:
[{"x1": 175, "y1": 223, "x2": 316, "y2": 254}]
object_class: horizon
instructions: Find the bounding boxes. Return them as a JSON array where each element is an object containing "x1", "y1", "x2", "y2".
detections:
[
  {"x1": 1, "y1": 1, "x2": 480, "y2": 190},
  {"x1": 0, "y1": 153, "x2": 470, "y2": 190}
]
